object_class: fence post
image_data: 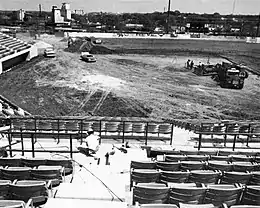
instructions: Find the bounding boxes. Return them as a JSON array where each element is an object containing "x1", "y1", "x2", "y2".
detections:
[
  {"x1": 145, "y1": 122, "x2": 148, "y2": 145},
  {"x1": 70, "y1": 134, "x2": 73, "y2": 158},
  {"x1": 99, "y1": 120, "x2": 102, "y2": 144},
  {"x1": 122, "y1": 121, "x2": 125, "y2": 143},
  {"x1": 57, "y1": 119, "x2": 60, "y2": 144},
  {"x1": 232, "y1": 135, "x2": 237, "y2": 151},
  {"x1": 31, "y1": 133, "x2": 35, "y2": 158},
  {"x1": 34, "y1": 118, "x2": 37, "y2": 144},
  {"x1": 80, "y1": 119, "x2": 83, "y2": 144},
  {"x1": 170, "y1": 123, "x2": 174, "y2": 145},
  {"x1": 20, "y1": 129, "x2": 24, "y2": 156},
  {"x1": 7, "y1": 129, "x2": 12, "y2": 157},
  {"x1": 224, "y1": 124, "x2": 228, "y2": 147},
  {"x1": 246, "y1": 124, "x2": 251, "y2": 147}
]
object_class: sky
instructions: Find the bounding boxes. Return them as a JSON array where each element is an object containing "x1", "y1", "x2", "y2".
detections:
[{"x1": 0, "y1": 0, "x2": 259, "y2": 15}]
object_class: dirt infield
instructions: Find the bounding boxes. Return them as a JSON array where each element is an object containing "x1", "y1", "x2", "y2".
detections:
[{"x1": 0, "y1": 34, "x2": 259, "y2": 121}]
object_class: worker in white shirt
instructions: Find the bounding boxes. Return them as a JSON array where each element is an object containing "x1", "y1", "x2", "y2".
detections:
[{"x1": 77, "y1": 128, "x2": 100, "y2": 157}]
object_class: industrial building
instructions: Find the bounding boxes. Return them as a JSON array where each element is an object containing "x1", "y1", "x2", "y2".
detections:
[
  {"x1": 52, "y1": 3, "x2": 72, "y2": 24},
  {"x1": 0, "y1": 32, "x2": 38, "y2": 74}
]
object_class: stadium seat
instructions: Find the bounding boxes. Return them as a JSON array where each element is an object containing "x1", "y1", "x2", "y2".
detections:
[
  {"x1": 131, "y1": 161, "x2": 156, "y2": 169},
  {"x1": 46, "y1": 158, "x2": 73, "y2": 175},
  {"x1": 132, "y1": 123, "x2": 146, "y2": 134},
  {"x1": 232, "y1": 162, "x2": 256, "y2": 172},
  {"x1": 9, "y1": 180, "x2": 48, "y2": 206},
  {"x1": 165, "y1": 155, "x2": 187, "y2": 162},
  {"x1": 207, "y1": 161, "x2": 233, "y2": 172},
  {"x1": 179, "y1": 203, "x2": 217, "y2": 208},
  {"x1": 158, "y1": 124, "x2": 172, "y2": 136},
  {"x1": 0, "y1": 158, "x2": 21, "y2": 167},
  {"x1": 21, "y1": 158, "x2": 46, "y2": 167},
  {"x1": 0, "y1": 167, "x2": 31, "y2": 181},
  {"x1": 180, "y1": 161, "x2": 206, "y2": 171},
  {"x1": 159, "y1": 171, "x2": 190, "y2": 184},
  {"x1": 91, "y1": 121, "x2": 105, "y2": 133},
  {"x1": 204, "y1": 184, "x2": 243, "y2": 207},
  {"x1": 169, "y1": 184, "x2": 206, "y2": 205},
  {"x1": 30, "y1": 165, "x2": 63, "y2": 187},
  {"x1": 140, "y1": 204, "x2": 178, "y2": 208},
  {"x1": 156, "y1": 161, "x2": 180, "y2": 171},
  {"x1": 188, "y1": 170, "x2": 221, "y2": 185},
  {"x1": 180, "y1": 150, "x2": 199, "y2": 155},
  {"x1": 198, "y1": 150, "x2": 218, "y2": 156},
  {"x1": 133, "y1": 183, "x2": 169, "y2": 205},
  {"x1": 240, "y1": 186, "x2": 260, "y2": 205},
  {"x1": 218, "y1": 150, "x2": 239, "y2": 156},
  {"x1": 220, "y1": 172, "x2": 251, "y2": 185},
  {"x1": 210, "y1": 156, "x2": 231, "y2": 162},
  {"x1": 186, "y1": 155, "x2": 209, "y2": 161},
  {"x1": 64, "y1": 121, "x2": 79, "y2": 132},
  {"x1": 131, "y1": 169, "x2": 160, "y2": 188},
  {"x1": 0, "y1": 200, "x2": 26, "y2": 208},
  {"x1": 105, "y1": 122, "x2": 120, "y2": 133},
  {"x1": 147, "y1": 123, "x2": 159, "y2": 134},
  {"x1": 0, "y1": 180, "x2": 11, "y2": 200},
  {"x1": 230, "y1": 155, "x2": 253, "y2": 162},
  {"x1": 249, "y1": 172, "x2": 260, "y2": 185}
]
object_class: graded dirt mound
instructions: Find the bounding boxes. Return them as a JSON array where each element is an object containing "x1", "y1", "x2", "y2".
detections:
[{"x1": 65, "y1": 37, "x2": 115, "y2": 54}]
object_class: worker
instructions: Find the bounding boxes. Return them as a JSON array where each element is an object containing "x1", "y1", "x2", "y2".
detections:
[
  {"x1": 77, "y1": 128, "x2": 100, "y2": 157},
  {"x1": 186, "y1": 59, "x2": 190, "y2": 69},
  {"x1": 198, "y1": 61, "x2": 202, "y2": 67},
  {"x1": 190, "y1": 61, "x2": 194, "y2": 69}
]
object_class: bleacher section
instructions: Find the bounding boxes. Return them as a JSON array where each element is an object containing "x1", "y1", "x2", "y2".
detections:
[
  {"x1": 130, "y1": 150, "x2": 260, "y2": 207},
  {"x1": 0, "y1": 32, "x2": 38, "y2": 74},
  {"x1": 168, "y1": 119, "x2": 260, "y2": 150}
]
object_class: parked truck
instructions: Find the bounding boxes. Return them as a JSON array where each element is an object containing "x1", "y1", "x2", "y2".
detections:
[{"x1": 193, "y1": 62, "x2": 249, "y2": 89}]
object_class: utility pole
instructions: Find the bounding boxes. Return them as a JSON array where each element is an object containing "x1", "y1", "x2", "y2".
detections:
[
  {"x1": 167, "y1": 0, "x2": 171, "y2": 34},
  {"x1": 256, "y1": 13, "x2": 260, "y2": 37},
  {"x1": 39, "y1": 4, "x2": 42, "y2": 17}
]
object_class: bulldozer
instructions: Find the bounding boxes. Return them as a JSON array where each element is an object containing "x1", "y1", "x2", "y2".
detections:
[{"x1": 193, "y1": 62, "x2": 249, "y2": 89}]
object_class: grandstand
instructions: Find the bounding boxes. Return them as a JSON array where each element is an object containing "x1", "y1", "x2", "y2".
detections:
[{"x1": 0, "y1": 32, "x2": 38, "y2": 74}]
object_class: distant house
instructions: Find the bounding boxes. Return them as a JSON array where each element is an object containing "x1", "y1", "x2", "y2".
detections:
[{"x1": 125, "y1": 24, "x2": 144, "y2": 29}]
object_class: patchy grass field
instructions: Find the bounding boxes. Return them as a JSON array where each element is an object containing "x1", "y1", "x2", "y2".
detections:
[{"x1": 0, "y1": 34, "x2": 260, "y2": 121}]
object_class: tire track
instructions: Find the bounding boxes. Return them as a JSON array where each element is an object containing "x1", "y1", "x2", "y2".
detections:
[{"x1": 91, "y1": 89, "x2": 111, "y2": 115}]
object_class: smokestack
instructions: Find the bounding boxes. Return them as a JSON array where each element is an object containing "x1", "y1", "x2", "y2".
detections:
[
  {"x1": 39, "y1": 4, "x2": 42, "y2": 17},
  {"x1": 167, "y1": 0, "x2": 171, "y2": 34}
]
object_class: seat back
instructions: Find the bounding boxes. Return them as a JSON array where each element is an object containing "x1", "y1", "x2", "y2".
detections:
[
  {"x1": 186, "y1": 155, "x2": 209, "y2": 162},
  {"x1": 156, "y1": 162, "x2": 180, "y2": 171},
  {"x1": 204, "y1": 184, "x2": 243, "y2": 207},
  {"x1": 188, "y1": 170, "x2": 220, "y2": 185},
  {"x1": 141, "y1": 204, "x2": 178, "y2": 208},
  {"x1": 241, "y1": 186, "x2": 260, "y2": 205},
  {"x1": 207, "y1": 161, "x2": 233, "y2": 172},
  {"x1": 0, "y1": 180, "x2": 11, "y2": 200},
  {"x1": 165, "y1": 155, "x2": 187, "y2": 162},
  {"x1": 21, "y1": 158, "x2": 46, "y2": 167},
  {"x1": 160, "y1": 171, "x2": 190, "y2": 183},
  {"x1": 249, "y1": 172, "x2": 260, "y2": 185},
  {"x1": 180, "y1": 161, "x2": 205, "y2": 171},
  {"x1": 133, "y1": 184, "x2": 169, "y2": 205},
  {"x1": 169, "y1": 186, "x2": 206, "y2": 205},
  {"x1": 46, "y1": 158, "x2": 73, "y2": 175},
  {"x1": 10, "y1": 180, "x2": 48, "y2": 206},
  {"x1": 232, "y1": 162, "x2": 255, "y2": 172},
  {"x1": 131, "y1": 161, "x2": 156, "y2": 169},
  {"x1": 220, "y1": 172, "x2": 252, "y2": 185},
  {"x1": 0, "y1": 158, "x2": 21, "y2": 167},
  {"x1": 131, "y1": 169, "x2": 160, "y2": 185},
  {"x1": 1, "y1": 167, "x2": 31, "y2": 181},
  {"x1": 0, "y1": 200, "x2": 25, "y2": 208}
]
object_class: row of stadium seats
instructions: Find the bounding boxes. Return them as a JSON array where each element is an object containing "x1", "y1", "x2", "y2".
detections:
[
  {"x1": 130, "y1": 169, "x2": 260, "y2": 187},
  {"x1": 0, "y1": 166, "x2": 63, "y2": 186},
  {"x1": 133, "y1": 183, "x2": 260, "y2": 207},
  {"x1": 11, "y1": 119, "x2": 173, "y2": 135},
  {"x1": 0, "y1": 158, "x2": 73, "y2": 175},
  {"x1": 132, "y1": 160, "x2": 260, "y2": 172},
  {"x1": 147, "y1": 148, "x2": 260, "y2": 158},
  {"x1": 0, "y1": 180, "x2": 49, "y2": 206}
]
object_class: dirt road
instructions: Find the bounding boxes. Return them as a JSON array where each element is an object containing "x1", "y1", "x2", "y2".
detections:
[{"x1": 0, "y1": 34, "x2": 259, "y2": 121}]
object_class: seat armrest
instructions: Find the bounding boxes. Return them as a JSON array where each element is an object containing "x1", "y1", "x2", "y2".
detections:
[
  {"x1": 25, "y1": 199, "x2": 33, "y2": 208},
  {"x1": 222, "y1": 203, "x2": 228, "y2": 208}
]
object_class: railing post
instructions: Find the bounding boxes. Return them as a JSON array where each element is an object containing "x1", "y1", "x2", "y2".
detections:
[
  {"x1": 34, "y1": 118, "x2": 37, "y2": 144},
  {"x1": 31, "y1": 133, "x2": 35, "y2": 158},
  {"x1": 57, "y1": 119, "x2": 60, "y2": 144},
  {"x1": 7, "y1": 129, "x2": 12, "y2": 157},
  {"x1": 99, "y1": 120, "x2": 102, "y2": 144},
  {"x1": 20, "y1": 129, "x2": 24, "y2": 156},
  {"x1": 224, "y1": 124, "x2": 228, "y2": 147},
  {"x1": 80, "y1": 119, "x2": 83, "y2": 144},
  {"x1": 70, "y1": 134, "x2": 73, "y2": 158},
  {"x1": 145, "y1": 122, "x2": 148, "y2": 145},
  {"x1": 246, "y1": 124, "x2": 251, "y2": 147},
  {"x1": 170, "y1": 123, "x2": 174, "y2": 145},
  {"x1": 233, "y1": 135, "x2": 237, "y2": 151},
  {"x1": 122, "y1": 121, "x2": 125, "y2": 143}
]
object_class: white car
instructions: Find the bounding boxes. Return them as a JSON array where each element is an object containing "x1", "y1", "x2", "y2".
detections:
[
  {"x1": 80, "y1": 52, "x2": 96, "y2": 63},
  {"x1": 44, "y1": 47, "x2": 56, "y2": 58}
]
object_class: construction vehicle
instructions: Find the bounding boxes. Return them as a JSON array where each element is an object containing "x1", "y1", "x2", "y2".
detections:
[{"x1": 193, "y1": 62, "x2": 248, "y2": 89}]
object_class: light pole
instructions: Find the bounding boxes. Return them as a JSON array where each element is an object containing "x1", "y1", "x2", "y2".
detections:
[{"x1": 167, "y1": 0, "x2": 171, "y2": 34}]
